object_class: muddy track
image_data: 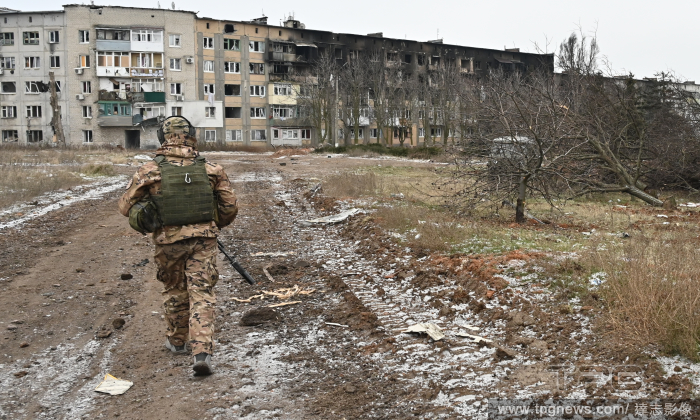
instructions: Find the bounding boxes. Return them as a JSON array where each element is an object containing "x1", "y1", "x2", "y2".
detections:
[{"x1": 0, "y1": 153, "x2": 694, "y2": 420}]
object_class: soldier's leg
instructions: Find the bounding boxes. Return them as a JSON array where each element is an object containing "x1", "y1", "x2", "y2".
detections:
[
  {"x1": 154, "y1": 242, "x2": 190, "y2": 347},
  {"x1": 185, "y1": 237, "x2": 219, "y2": 356}
]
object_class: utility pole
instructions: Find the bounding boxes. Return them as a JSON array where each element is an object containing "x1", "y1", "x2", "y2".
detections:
[{"x1": 49, "y1": 72, "x2": 65, "y2": 145}]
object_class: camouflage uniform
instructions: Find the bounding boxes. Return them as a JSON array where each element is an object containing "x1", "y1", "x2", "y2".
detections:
[{"x1": 119, "y1": 122, "x2": 238, "y2": 356}]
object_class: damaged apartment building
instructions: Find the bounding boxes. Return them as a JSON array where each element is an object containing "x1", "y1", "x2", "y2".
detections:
[{"x1": 0, "y1": 5, "x2": 553, "y2": 147}]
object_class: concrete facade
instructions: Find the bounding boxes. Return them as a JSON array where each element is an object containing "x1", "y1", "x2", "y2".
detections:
[
  {"x1": 0, "y1": 10, "x2": 69, "y2": 144},
  {"x1": 63, "y1": 4, "x2": 197, "y2": 147}
]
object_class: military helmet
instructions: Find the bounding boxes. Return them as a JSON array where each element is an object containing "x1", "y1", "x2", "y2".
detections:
[{"x1": 157, "y1": 116, "x2": 196, "y2": 144}]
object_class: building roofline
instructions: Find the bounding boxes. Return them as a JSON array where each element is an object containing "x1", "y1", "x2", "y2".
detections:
[
  {"x1": 62, "y1": 4, "x2": 197, "y2": 15},
  {"x1": 0, "y1": 9, "x2": 64, "y2": 14},
  {"x1": 195, "y1": 16, "x2": 553, "y2": 58}
]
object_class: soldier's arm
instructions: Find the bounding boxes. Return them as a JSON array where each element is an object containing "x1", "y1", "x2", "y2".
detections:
[
  {"x1": 213, "y1": 167, "x2": 238, "y2": 228},
  {"x1": 118, "y1": 163, "x2": 159, "y2": 216}
]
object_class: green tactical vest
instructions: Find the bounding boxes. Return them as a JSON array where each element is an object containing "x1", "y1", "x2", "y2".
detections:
[{"x1": 151, "y1": 155, "x2": 217, "y2": 226}]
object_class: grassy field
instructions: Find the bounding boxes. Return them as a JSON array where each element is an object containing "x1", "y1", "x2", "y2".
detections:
[{"x1": 320, "y1": 164, "x2": 700, "y2": 361}]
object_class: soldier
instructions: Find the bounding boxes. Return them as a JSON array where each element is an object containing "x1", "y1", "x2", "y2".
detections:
[{"x1": 118, "y1": 116, "x2": 238, "y2": 375}]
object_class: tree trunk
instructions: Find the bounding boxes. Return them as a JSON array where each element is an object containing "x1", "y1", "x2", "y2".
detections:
[
  {"x1": 516, "y1": 177, "x2": 527, "y2": 223},
  {"x1": 49, "y1": 72, "x2": 65, "y2": 145},
  {"x1": 625, "y1": 185, "x2": 664, "y2": 206}
]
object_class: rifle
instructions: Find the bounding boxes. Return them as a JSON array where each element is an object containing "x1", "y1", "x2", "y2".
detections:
[{"x1": 217, "y1": 239, "x2": 256, "y2": 285}]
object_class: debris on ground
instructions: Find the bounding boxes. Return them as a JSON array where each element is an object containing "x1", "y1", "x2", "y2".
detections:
[
  {"x1": 402, "y1": 323, "x2": 445, "y2": 341},
  {"x1": 94, "y1": 373, "x2": 134, "y2": 395},
  {"x1": 120, "y1": 273, "x2": 133, "y2": 280},
  {"x1": 112, "y1": 318, "x2": 126, "y2": 329},
  {"x1": 250, "y1": 251, "x2": 296, "y2": 257},
  {"x1": 325, "y1": 322, "x2": 349, "y2": 328},
  {"x1": 262, "y1": 285, "x2": 315, "y2": 300},
  {"x1": 239, "y1": 307, "x2": 282, "y2": 326},
  {"x1": 262, "y1": 265, "x2": 276, "y2": 282},
  {"x1": 271, "y1": 148, "x2": 313, "y2": 158},
  {"x1": 231, "y1": 294, "x2": 265, "y2": 303},
  {"x1": 298, "y1": 208, "x2": 361, "y2": 226},
  {"x1": 455, "y1": 332, "x2": 492, "y2": 345},
  {"x1": 267, "y1": 301, "x2": 301, "y2": 308}
]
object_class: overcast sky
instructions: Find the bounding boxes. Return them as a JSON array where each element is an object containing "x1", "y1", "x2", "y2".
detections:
[{"x1": 24, "y1": 0, "x2": 700, "y2": 82}]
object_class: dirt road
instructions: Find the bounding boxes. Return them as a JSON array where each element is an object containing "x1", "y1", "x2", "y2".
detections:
[{"x1": 0, "y1": 152, "x2": 696, "y2": 420}]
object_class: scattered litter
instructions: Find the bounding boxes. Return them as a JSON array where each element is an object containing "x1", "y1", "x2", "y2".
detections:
[
  {"x1": 262, "y1": 265, "x2": 276, "y2": 282},
  {"x1": 262, "y1": 285, "x2": 315, "y2": 300},
  {"x1": 657, "y1": 214, "x2": 669, "y2": 218},
  {"x1": 680, "y1": 202, "x2": 700, "y2": 208},
  {"x1": 250, "y1": 251, "x2": 296, "y2": 257},
  {"x1": 133, "y1": 154, "x2": 152, "y2": 161},
  {"x1": 298, "y1": 208, "x2": 361, "y2": 226},
  {"x1": 267, "y1": 301, "x2": 301, "y2": 308},
  {"x1": 589, "y1": 272, "x2": 607, "y2": 286},
  {"x1": 455, "y1": 332, "x2": 493, "y2": 344},
  {"x1": 325, "y1": 322, "x2": 349, "y2": 328},
  {"x1": 458, "y1": 324, "x2": 480, "y2": 332},
  {"x1": 390, "y1": 193, "x2": 405, "y2": 199},
  {"x1": 94, "y1": 373, "x2": 133, "y2": 395},
  {"x1": 403, "y1": 323, "x2": 445, "y2": 341},
  {"x1": 231, "y1": 294, "x2": 265, "y2": 303}
]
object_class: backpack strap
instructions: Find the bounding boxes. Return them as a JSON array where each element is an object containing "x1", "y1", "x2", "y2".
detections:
[{"x1": 154, "y1": 155, "x2": 166, "y2": 165}]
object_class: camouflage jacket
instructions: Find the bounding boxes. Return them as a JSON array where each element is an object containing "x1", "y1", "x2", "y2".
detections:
[{"x1": 118, "y1": 134, "x2": 238, "y2": 245}]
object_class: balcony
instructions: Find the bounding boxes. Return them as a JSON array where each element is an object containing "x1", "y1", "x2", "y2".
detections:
[
  {"x1": 130, "y1": 67, "x2": 164, "y2": 77},
  {"x1": 98, "y1": 90, "x2": 128, "y2": 101},
  {"x1": 97, "y1": 66, "x2": 130, "y2": 78},
  {"x1": 96, "y1": 39, "x2": 130, "y2": 52},
  {"x1": 97, "y1": 115, "x2": 134, "y2": 127},
  {"x1": 130, "y1": 91, "x2": 165, "y2": 103}
]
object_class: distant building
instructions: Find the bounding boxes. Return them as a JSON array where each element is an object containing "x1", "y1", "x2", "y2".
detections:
[
  {"x1": 0, "y1": 9, "x2": 69, "y2": 144},
  {"x1": 1, "y1": 6, "x2": 555, "y2": 147}
]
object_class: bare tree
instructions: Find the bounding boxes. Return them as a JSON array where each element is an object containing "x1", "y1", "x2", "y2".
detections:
[{"x1": 297, "y1": 54, "x2": 338, "y2": 146}]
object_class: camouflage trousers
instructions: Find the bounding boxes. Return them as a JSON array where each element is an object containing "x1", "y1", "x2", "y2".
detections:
[{"x1": 154, "y1": 237, "x2": 218, "y2": 356}]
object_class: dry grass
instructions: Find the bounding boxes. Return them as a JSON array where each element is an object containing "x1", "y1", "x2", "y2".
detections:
[
  {"x1": 0, "y1": 145, "x2": 129, "y2": 209},
  {"x1": 593, "y1": 230, "x2": 700, "y2": 361},
  {"x1": 322, "y1": 171, "x2": 385, "y2": 198}
]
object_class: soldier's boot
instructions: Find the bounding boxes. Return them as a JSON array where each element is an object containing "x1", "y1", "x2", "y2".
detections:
[
  {"x1": 193, "y1": 353, "x2": 213, "y2": 376},
  {"x1": 164, "y1": 338, "x2": 187, "y2": 354}
]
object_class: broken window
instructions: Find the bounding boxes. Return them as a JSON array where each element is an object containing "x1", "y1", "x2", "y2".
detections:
[
  {"x1": 224, "y1": 84, "x2": 240, "y2": 96},
  {"x1": 203, "y1": 37, "x2": 213, "y2": 49},
  {"x1": 430, "y1": 56, "x2": 440, "y2": 66},
  {"x1": 224, "y1": 24, "x2": 235, "y2": 34},
  {"x1": 24, "y1": 56, "x2": 40, "y2": 69},
  {"x1": 348, "y1": 50, "x2": 359, "y2": 60},
  {"x1": 82, "y1": 106, "x2": 92, "y2": 118},
  {"x1": 133, "y1": 30, "x2": 161, "y2": 43},
  {"x1": 2, "y1": 130, "x2": 19, "y2": 141},
  {"x1": 404, "y1": 54, "x2": 412, "y2": 64},
  {"x1": 26, "y1": 105, "x2": 42, "y2": 118},
  {"x1": 387, "y1": 52, "x2": 398, "y2": 62},
  {"x1": 249, "y1": 41, "x2": 264, "y2": 52},
  {"x1": 474, "y1": 61, "x2": 481, "y2": 69},
  {"x1": 224, "y1": 61, "x2": 240, "y2": 73},
  {"x1": 0, "y1": 33, "x2": 14, "y2": 46},
  {"x1": 1, "y1": 82, "x2": 16, "y2": 94},
  {"x1": 273, "y1": 84, "x2": 292, "y2": 96},
  {"x1": 334, "y1": 48, "x2": 342, "y2": 59},
  {"x1": 170, "y1": 83, "x2": 182, "y2": 95},
  {"x1": 204, "y1": 130, "x2": 216, "y2": 142},
  {"x1": 249, "y1": 85, "x2": 265, "y2": 97},
  {"x1": 49, "y1": 31, "x2": 59, "y2": 43},
  {"x1": 1, "y1": 106, "x2": 17, "y2": 118},
  {"x1": 203, "y1": 84, "x2": 214, "y2": 95},
  {"x1": 25, "y1": 81, "x2": 44, "y2": 94},
  {"x1": 223, "y1": 38, "x2": 239, "y2": 50},
  {"x1": 50, "y1": 56, "x2": 61, "y2": 68},
  {"x1": 271, "y1": 105, "x2": 296, "y2": 118},
  {"x1": 1, "y1": 57, "x2": 15, "y2": 69},
  {"x1": 27, "y1": 130, "x2": 43, "y2": 142},
  {"x1": 301, "y1": 129, "x2": 311, "y2": 139},
  {"x1": 82, "y1": 81, "x2": 91, "y2": 93},
  {"x1": 172, "y1": 106, "x2": 182, "y2": 116},
  {"x1": 205, "y1": 107, "x2": 215, "y2": 118},
  {"x1": 251, "y1": 130, "x2": 266, "y2": 141},
  {"x1": 78, "y1": 30, "x2": 89, "y2": 43},
  {"x1": 224, "y1": 107, "x2": 241, "y2": 118},
  {"x1": 82, "y1": 130, "x2": 93, "y2": 143},
  {"x1": 226, "y1": 129, "x2": 242, "y2": 141},
  {"x1": 417, "y1": 54, "x2": 425, "y2": 66},
  {"x1": 249, "y1": 62, "x2": 264, "y2": 75},
  {"x1": 250, "y1": 107, "x2": 266, "y2": 118},
  {"x1": 169, "y1": 34, "x2": 181, "y2": 47},
  {"x1": 23, "y1": 31, "x2": 39, "y2": 45},
  {"x1": 169, "y1": 58, "x2": 181, "y2": 71}
]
